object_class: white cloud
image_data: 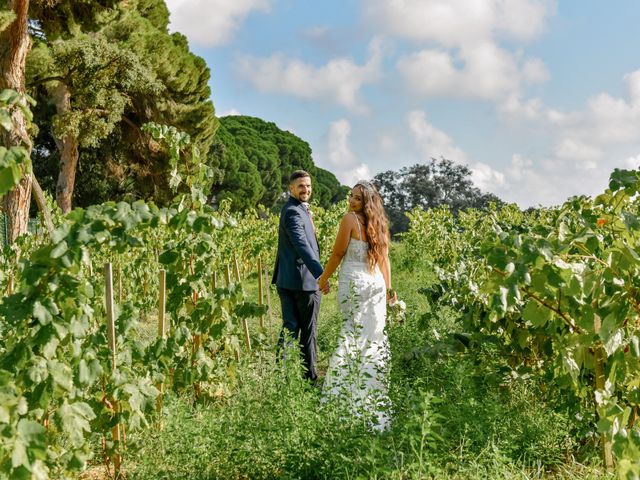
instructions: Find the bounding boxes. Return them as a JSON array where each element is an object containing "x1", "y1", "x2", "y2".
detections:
[
  {"x1": 166, "y1": 0, "x2": 270, "y2": 47},
  {"x1": 497, "y1": 69, "x2": 640, "y2": 201},
  {"x1": 625, "y1": 155, "x2": 640, "y2": 169},
  {"x1": 539, "y1": 72, "x2": 640, "y2": 147},
  {"x1": 625, "y1": 70, "x2": 640, "y2": 106},
  {"x1": 485, "y1": 154, "x2": 617, "y2": 207},
  {"x1": 234, "y1": 39, "x2": 383, "y2": 112},
  {"x1": 472, "y1": 162, "x2": 505, "y2": 190},
  {"x1": 398, "y1": 42, "x2": 529, "y2": 100},
  {"x1": 379, "y1": 134, "x2": 396, "y2": 153},
  {"x1": 364, "y1": 0, "x2": 553, "y2": 47},
  {"x1": 303, "y1": 26, "x2": 330, "y2": 40},
  {"x1": 324, "y1": 119, "x2": 371, "y2": 185},
  {"x1": 406, "y1": 110, "x2": 505, "y2": 191},
  {"x1": 407, "y1": 111, "x2": 468, "y2": 161},
  {"x1": 375, "y1": 0, "x2": 554, "y2": 101},
  {"x1": 218, "y1": 108, "x2": 241, "y2": 117},
  {"x1": 554, "y1": 139, "x2": 601, "y2": 164},
  {"x1": 499, "y1": 95, "x2": 544, "y2": 120},
  {"x1": 472, "y1": 70, "x2": 640, "y2": 207},
  {"x1": 522, "y1": 58, "x2": 550, "y2": 84},
  {"x1": 328, "y1": 119, "x2": 357, "y2": 167}
]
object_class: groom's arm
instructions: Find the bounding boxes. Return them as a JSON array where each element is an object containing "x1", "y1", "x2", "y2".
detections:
[{"x1": 284, "y1": 208, "x2": 323, "y2": 279}]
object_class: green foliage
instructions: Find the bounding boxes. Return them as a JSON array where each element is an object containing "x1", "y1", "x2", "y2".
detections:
[
  {"x1": 27, "y1": 0, "x2": 219, "y2": 208},
  {"x1": 402, "y1": 169, "x2": 640, "y2": 475},
  {"x1": 127, "y1": 248, "x2": 594, "y2": 480},
  {"x1": 374, "y1": 158, "x2": 503, "y2": 235},
  {"x1": 211, "y1": 115, "x2": 347, "y2": 211},
  {"x1": 0, "y1": 10, "x2": 15, "y2": 33},
  {"x1": 208, "y1": 123, "x2": 265, "y2": 210},
  {"x1": 142, "y1": 122, "x2": 215, "y2": 210},
  {"x1": 0, "y1": 184, "x2": 345, "y2": 476},
  {"x1": 39, "y1": 33, "x2": 160, "y2": 148},
  {"x1": 0, "y1": 89, "x2": 34, "y2": 195}
]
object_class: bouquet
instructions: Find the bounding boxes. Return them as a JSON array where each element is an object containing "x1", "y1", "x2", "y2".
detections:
[{"x1": 386, "y1": 289, "x2": 406, "y2": 324}]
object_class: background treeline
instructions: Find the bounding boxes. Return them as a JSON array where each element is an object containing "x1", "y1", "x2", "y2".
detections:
[
  {"x1": 374, "y1": 158, "x2": 502, "y2": 235},
  {"x1": 12, "y1": 0, "x2": 500, "y2": 228},
  {"x1": 22, "y1": 0, "x2": 347, "y2": 215}
]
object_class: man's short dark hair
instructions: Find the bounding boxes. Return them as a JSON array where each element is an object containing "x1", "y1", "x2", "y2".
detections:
[{"x1": 289, "y1": 170, "x2": 311, "y2": 183}]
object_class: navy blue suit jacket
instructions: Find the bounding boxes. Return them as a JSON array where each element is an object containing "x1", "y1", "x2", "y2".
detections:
[{"x1": 272, "y1": 196, "x2": 323, "y2": 291}]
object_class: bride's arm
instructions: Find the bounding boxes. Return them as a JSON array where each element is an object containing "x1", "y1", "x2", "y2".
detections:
[
  {"x1": 380, "y1": 244, "x2": 397, "y2": 303},
  {"x1": 317, "y1": 214, "x2": 353, "y2": 290}
]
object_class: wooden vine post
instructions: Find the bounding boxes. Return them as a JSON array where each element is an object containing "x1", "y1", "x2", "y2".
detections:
[
  {"x1": 224, "y1": 264, "x2": 232, "y2": 286},
  {"x1": 593, "y1": 313, "x2": 614, "y2": 470},
  {"x1": 7, "y1": 272, "x2": 13, "y2": 295},
  {"x1": 104, "y1": 263, "x2": 122, "y2": 475},
  {"x1": 156, "y1": 269, "x2": 167, "y2": 416},
  {"x1": 234, "y1": 255, "x2": 251, "y2": 352},
  {"x1": 189, "y1": 256, "x2": 202, "y2": 398},
  {"x1": 233, "y1": 253, "x2": 241, "y2": 283},
  {"x1": 116, "y1": 263, "x2": 123, "y2": 303},
  {"x1": 257, "y1": 257, "x2": 265, "y2": 328},
  {"x1": 223, "y1": 264, "x2": 241, "y2": 360},
  {"x1": 88, "y1": 253, "x2": 94, "y2": 277},
  {"x1": 264, "y1": 263, "x2": 274, "y2": 341}
]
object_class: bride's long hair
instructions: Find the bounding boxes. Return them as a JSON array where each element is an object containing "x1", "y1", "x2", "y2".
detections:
[{"x1": 354, "y1": 181, "x2": 389, "y2": 272}]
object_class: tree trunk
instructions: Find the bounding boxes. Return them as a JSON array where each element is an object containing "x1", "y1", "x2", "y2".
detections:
[
  {"x1": 0, "y1": 0, "x2": 32, "y2": 243},
  {"x1": 52, "y1": 82, "x2": 79, "y2": 214}
]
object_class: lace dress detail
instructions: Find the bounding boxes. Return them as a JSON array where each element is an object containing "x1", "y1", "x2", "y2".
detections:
[{"x1": 322, "y1": 214, "x2": 391, "y2": 431}]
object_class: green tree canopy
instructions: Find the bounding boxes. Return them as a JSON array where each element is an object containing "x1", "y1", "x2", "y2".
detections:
[
  {"x1": 373, "y1": 158, "x2": 503, "y2": 235},
  {"x1": 27, "y1": 0, "x2": 218, "y2": 208},
  {"x1": 210, "y1": 115, "x2": 347, "y2": 211}
]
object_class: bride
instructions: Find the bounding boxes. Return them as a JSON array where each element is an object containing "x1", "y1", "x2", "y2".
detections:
[{"x1": 317, "y1": 180, "x2": 396, "y2": 431}]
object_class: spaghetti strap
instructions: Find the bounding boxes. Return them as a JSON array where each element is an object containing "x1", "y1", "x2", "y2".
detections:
[{"x1": 352, "y1": 212, "x2": 362, "y2": 240}]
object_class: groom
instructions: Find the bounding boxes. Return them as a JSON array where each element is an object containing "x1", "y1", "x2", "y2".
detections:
[{"x1": 272, "y1": 170, "x2": 327, "y2": 382}]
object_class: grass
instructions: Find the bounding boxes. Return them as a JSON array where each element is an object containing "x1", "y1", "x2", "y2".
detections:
[{"x1": 120, "y1": 248, "x2": 610, "y2": 479}]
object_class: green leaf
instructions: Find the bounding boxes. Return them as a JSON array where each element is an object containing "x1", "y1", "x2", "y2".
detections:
[
  {"x1": 57, "y1": 401, "x2": 96, "y2": 447},
  {"x1": 562, "y1": 351, "x2": 580, "y2": 381},
  {"x1": 522, "y1": 299, "x2": 553, "y2": 327},
  {"x1": 0, "y1": 109, "x2": 12, "y2": 131},
  {"x1": 0, "y1": 88, "x2": 17, "y2": 103},
  {"x1": 158, "y1": 250, "x2": 180, "y2": 265},
  {"x1": 12, "y1": 419, "x2": 46, "y2": 469},
  {"x1": 78, "y1": 359, "x2": 102, "y2": 386},
  {"x1": 27, "y1": 357, "x2": 48, "y2": 385},
  {"x1": 48, "y1": 361, "x2": 73, "y2": 392},
  {"x1": 0, "y1": 161, "x2": 21, "y2": 195},
  {"x1": 50, "y1": 241, "x2": 68, "y2": 259},
  {"x1": 603, "y1": 328, "x2": 624, "y2": 356},
  {"x1": 11, "y1": 439, "x2": 29, "y2": 470},
  {"x1": 32, "y1": 301, "x2": 52, "y2": 325}
]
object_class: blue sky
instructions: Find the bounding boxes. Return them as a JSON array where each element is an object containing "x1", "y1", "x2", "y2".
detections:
[{"x1": 166, "y1": 0, "x2": 640, "y2": 207}]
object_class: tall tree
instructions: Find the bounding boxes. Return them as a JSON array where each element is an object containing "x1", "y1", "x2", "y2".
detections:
[
  {"x1": 0, "y1": 0, "x2": 32, "y2": 242},
  {"x1": 373, "y1": 158, "x2": 503, "y2": 235},
  {"x1": 208, "y1": 124, "x2": 263, "y2": 210},
  {"x1": 28, "y1": 0, "x2": 218, "y2": 209},
  {"x1": 28, "y1": 30, "x2": 160, "y2": 212},
  {"x1": 211, "y1": 115, "x2": 347, "y2": 210}
]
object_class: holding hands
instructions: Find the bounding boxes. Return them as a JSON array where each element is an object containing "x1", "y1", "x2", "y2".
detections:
[{"x1": 318, "y1": 276, "x2": 330, "y2": 294}]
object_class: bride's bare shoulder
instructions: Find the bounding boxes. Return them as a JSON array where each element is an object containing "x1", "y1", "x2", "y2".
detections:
[{"x1": 340, "y1": 212, "x2": 357, "y2": 226}]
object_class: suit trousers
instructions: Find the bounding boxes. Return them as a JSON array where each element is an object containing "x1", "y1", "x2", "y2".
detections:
[{"x1": 277, "y1": 287, "x2": 321, "y2": 381}]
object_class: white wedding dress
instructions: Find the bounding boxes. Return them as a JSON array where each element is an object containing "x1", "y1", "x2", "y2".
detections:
[{"x1": 322, "y1": 215, "x2": 391, "y2": 431}]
